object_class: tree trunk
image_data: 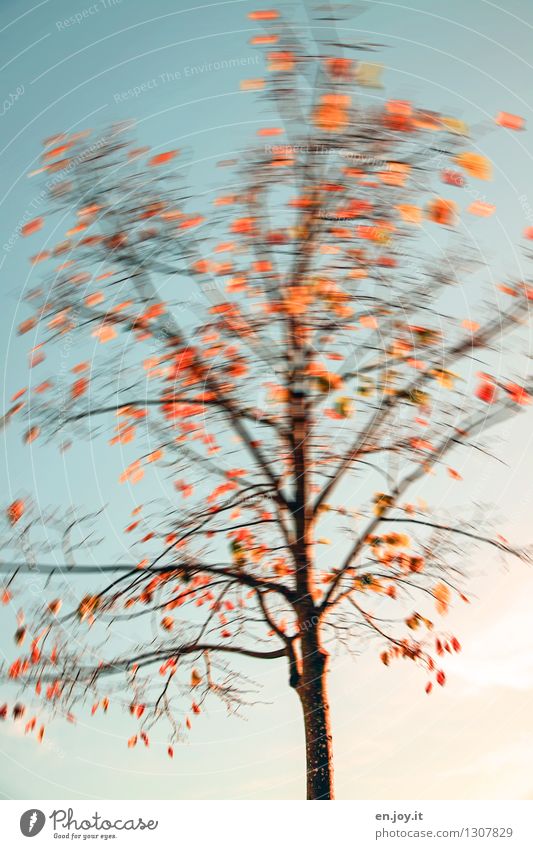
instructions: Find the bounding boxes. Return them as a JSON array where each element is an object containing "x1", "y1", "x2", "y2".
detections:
[{"x1": 297, "y1": 629, "x2": 334, "y2": 800}]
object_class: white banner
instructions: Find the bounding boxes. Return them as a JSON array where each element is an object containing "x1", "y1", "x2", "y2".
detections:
[{"x1": 1, "y1": 800, "x2": 532, "y2": 848}]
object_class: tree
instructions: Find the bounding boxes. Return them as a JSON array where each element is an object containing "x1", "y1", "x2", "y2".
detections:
[{"x1": 1, "y1": 7, "x2": 532, "y2": 801}]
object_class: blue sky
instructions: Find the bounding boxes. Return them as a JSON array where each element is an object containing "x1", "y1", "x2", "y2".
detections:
[{"x1": 2, "y1": 0, "x2": 533, "y2": 800}]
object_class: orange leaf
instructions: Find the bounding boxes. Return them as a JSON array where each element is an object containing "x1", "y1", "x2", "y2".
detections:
[
  {"x1": 248, "y1": 9, "x2": 279, "y2": 19},
  {"x1": 434, "y1": 583, "x2": 450, "y2": 615},
  {"x1": 495, "y1": 111, "x2": 524, "y2": 130},
  {"x1": 146, "y1": 448, "x2": 164, "y2": 463},
  {"x1": 85, "y1": 292, "x2": 104, "y2": 307},
  {"x1": 92, "y1": 324, "x2": 117, "y2": 343},
  {"x1": 7, "y1": 499, "x2": 25, "y2": 525},
  {"x1": 454, "y1": 152, "x2": 492, "y2": 180},
  {"x1": 24, "y1": 426, "x2": 40, "y2": 444},
  {"x1": 21, "y1": 217, "x2": 44, "y2": 237},
  {"x1": 249, "y1": 35, "x2": 279, "y2": 45},
  {"x1": 467, "y1": 200, "x2": 495, "y2": 217},
  {"x1": 505, "y1": 382, "x2": 531, "y2": 405},
  {"x1": 461, "y1": 319, "x2": 480, "y2": 332},
  {"x1": 312, "y1": 94, "x2": 350, "y2": 132},
  {"x1": 148, "y1": 150, "x2": 179, "y2": 166},
  {"x1": 240, "y1": 78, "x2": 265, "y2": 91},
  {"x1": 178, "y1": 216, "x2": 204, "y2": 230},
  {"x1": 30, "y1": 251, "x2": 50, "y2": 265},
  {"x1": 71, "y1": 377, "x2": 89, "y2": 399},
  {"x1": 257, "y1": 127, "x2": 283, "y2": 136},
  {"x1": 426, "y1": 198, "x2": 457, "y2": 226}
]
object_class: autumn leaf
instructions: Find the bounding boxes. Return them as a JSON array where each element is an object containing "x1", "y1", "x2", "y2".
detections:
[
  {"x1": 462, "y1": 319, "x2": 480, "y2": 332},
  {"x1": 7, "y1": 499, "x2": 25, "y2": 525},
  {"x1": 148, "y1": 150, "x2": 179, "y2": 166},
  {"x1": 505, "y1": 383, "x2": 531, "y2": 405},
  {"x1": 257, "y1": 127, "x2": 284, "y2": 137},
  {"x1": 495, "y1": 111, "x2": 524, "y2": 130},
  {"x1": 21, "y1": 218, "x2": 44, "y2": 237},
  {"x1": 24, "y1": 426, "x2": 40, "y2": 444},
  {"x1": 71, "y1": 378, "x2": 89, "y2": 399},
  {"x1": 454, "y1": 152, "x2": 492, "y2": 180},
  {"x1": 190, "y1": 668, "x2": 202, "y2": 687},
  {"x1": 240, "y1": 79, "x2": 265, "y2": 91},
  {"x1": 313, "y1": 94, "x2": 350, "y2": 132},
  {"x1": 396, "y1": 204, "x2": 422, "y2": 224},
  {"x1": 92, "y1": 323, "x2": 117, "y2": 344},
  {"x1": 248, "y1": 9, "x2": 279, "y2": 19},
  {"x1": 426, "y1": 198, "x2": 457, "y2": 226},
  {"x1": 78, "y1": 595, "x2": 100, "y2": 622},
  {"x1": 467, "y1": 201, "x2": 495, "y2": 217},
  {"x1": 373, "y1": 492, "x2": 394, "y2": 516},
  {"x1": 476, "y1": 381, "x2": 497, "y2": 404},
  {"x1": 434, "y1": 583, "x2": 451, "y2": 615}
]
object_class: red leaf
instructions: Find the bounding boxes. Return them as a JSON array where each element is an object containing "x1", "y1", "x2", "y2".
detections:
[
  {"x1": 505, "y1": 382, "x2": 531, "y2": 405},
  {"x1": 71, "y1": 377, "x2": 89, "y2": 399},
  {"x1": 7, "y1": 499, "x2": 25, "y2": 526},
  {"x1": 148, "y1": 151, "x2": 179, "y2": 166},
  {"x1": 21, "y1": 217, "x2": 44, "y2": 237},
  {"x1": 475, "y1": 381, "x2": 497, "y2": 404}
]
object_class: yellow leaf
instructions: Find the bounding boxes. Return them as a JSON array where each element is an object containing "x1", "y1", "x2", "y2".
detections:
[
  {"x1": 441, "y1": 116, "x2": 469, "y2": 135},
  {"x1": 355, "y1": 62, "x2": 383, "y2": 88}
]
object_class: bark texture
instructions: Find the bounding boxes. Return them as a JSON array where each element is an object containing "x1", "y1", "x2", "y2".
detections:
[{"x1": 297, "y1": 627, "x2": 334, "y2": 800}]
